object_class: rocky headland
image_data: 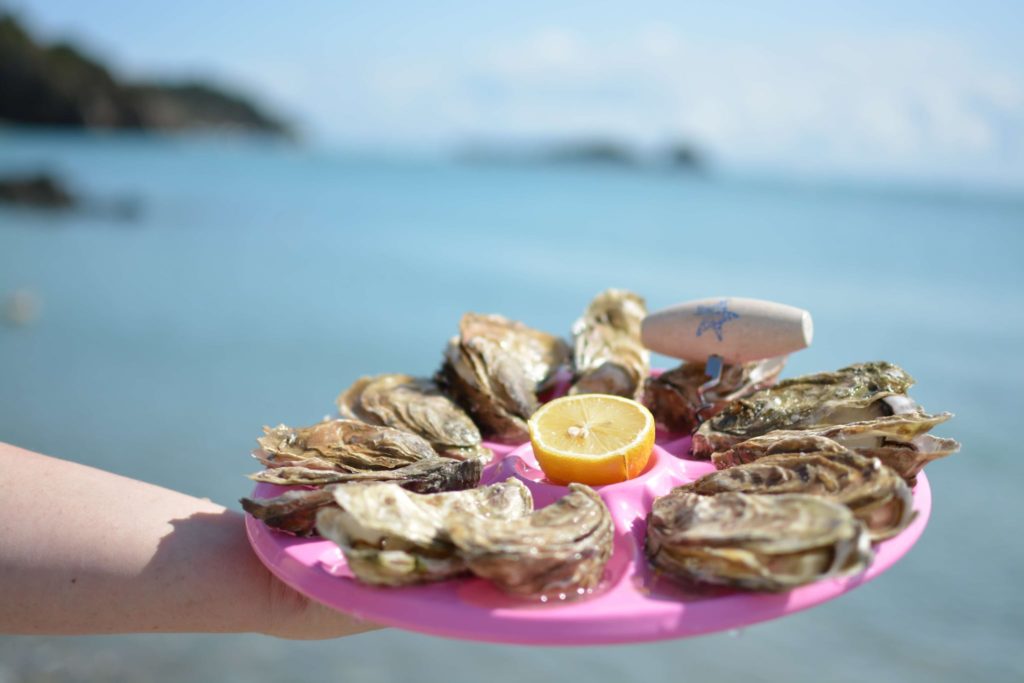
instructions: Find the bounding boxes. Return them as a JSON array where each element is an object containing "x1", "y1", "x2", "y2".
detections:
[{"x1": 0, "y1": 12, "x2": 289, "y2": 135}]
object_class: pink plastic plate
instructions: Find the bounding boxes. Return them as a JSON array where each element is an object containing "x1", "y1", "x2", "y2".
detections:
[{"x1": 246, "y1": 432, "x2": 931, "y2": 645}]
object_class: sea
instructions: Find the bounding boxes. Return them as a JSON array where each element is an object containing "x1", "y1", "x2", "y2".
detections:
[{"x1": 1, "y1": 129, "x2": 1022, "y2": 683}]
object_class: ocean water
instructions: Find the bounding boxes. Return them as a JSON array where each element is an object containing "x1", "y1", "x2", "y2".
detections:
[{"x1": 1, "y1": 130, "x2": 1022, "y2": 682}]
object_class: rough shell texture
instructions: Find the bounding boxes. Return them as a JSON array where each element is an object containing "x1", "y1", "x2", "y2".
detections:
[
  {"x1": 644, "y1": 357, "x2": 786, "y2": 433},
  {"x1": 438, "y1": 313, "x2": 570, "y2": 443},
  {"x1": 679, "y1": 448, "x2": 915, "y2": 540},
  {"x1": 692, "y1": 361, "x2": 915, "y2": 458},
  {"x1": 449, "y1": 483, "x2": 614, "y2": 598},
  {"x1": 248, "y1": 454, "x2": 483, "y2": 488},
  {"x1": 255, "y1": 419, "x2": 438, "y2": 472},
  {"x1": 569, "y1": 289, "x2": 649, "y2": 400},
  {"x1": 646, "y1": 491, "x2": 872, "y2": 592},
  {"x1": 709, "y1": 413, "x2": 960, "y2": 485},
  {"x1": 316, "y1": 479, "x2": 533, "y2": 586},
  {"x1": 240, "y1": 486, "x2": 337, "y2": 537},
  {"x1": 857, "y1": 437, "x2": 960, "y2": 487},
  {"x1": 242, "y1": 457, "x2": 485, "y2": 535},
  {"x1": 337, "y1": 373, "x2": 492, "y2": 462}
]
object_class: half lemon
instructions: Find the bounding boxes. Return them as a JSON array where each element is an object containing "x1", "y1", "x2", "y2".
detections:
[{"x1": 528, "y1": 394, "x2": 655, "y2": 486}]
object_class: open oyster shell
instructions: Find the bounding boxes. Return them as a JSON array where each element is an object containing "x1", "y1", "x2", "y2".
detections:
[
  {"x1": 449, "y1": 484, "x2": 614, "y2": 599},
  {"x1": 643, "y1": 357, "x2": 786, "y2": 433},
  {"x1": 710, "y1": 415, "x2": 960, "y2": 485},
  {"x1": 569, "y1": 289, "x2": 649, "y2": 399},
  {"x1": 255, "y1": 419, "x2": 438, "y2": 473},
  {"x1": 338, "y1": 373, "x2": 492, "y2": 462},
  {"x1": 678, "y1": 448, "x2": 914, "y2": 540},
  {"x1": 692, "y1": 361, "x2": 916, "y2": 458},
  {"x1": 438, "y1": 313, "x2": 571, "y2": 443},
  {"x1": 316, "y1": 479, "x2": 533, "y2": 586},
  {"x1": 646, "y1": 491, "x2": 872, "y2": 592}
]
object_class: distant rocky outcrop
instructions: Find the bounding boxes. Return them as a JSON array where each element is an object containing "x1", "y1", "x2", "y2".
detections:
[
  {"x1": 665, "y1": 143, "x2": 704, "y2": 170},
  {"x1": 0, "y1": 171, "x2": 141, "y2": 220},
  {"x1": 0, "y1": 173, "x2": 75, "y2": 208},
  {"x1": 458, "y1": 138, "x2": 706, "y2": 172},
  {"x1": 541, "y1": 141, "x2": 639, "y2": 166},
  {"x1": 0, "y1": 13, "x2": 290, "y2": 135}
]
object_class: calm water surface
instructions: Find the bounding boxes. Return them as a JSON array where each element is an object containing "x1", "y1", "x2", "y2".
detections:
[{"x1": 1, "y1": 131, "x2": 1022, "y2": 682}]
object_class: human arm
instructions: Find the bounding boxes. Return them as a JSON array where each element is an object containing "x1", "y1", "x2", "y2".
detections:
[{"x1": 0, "y1": 441, "x2": 379, "y2": 639}]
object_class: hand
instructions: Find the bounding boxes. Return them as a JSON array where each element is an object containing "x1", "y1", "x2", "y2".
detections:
[
  {"x1": 0, "y1": 442, "x2": 380, "y2": 638},
  {"x1": 261, "y1": 549, "x2": 380, "y2": 640}
]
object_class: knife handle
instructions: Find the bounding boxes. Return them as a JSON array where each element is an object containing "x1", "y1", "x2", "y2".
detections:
[{"x1": 641, "y1": 297, "x2": 812, "y2": 364}]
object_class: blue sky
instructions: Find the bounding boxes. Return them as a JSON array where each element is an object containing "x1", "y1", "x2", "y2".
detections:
[{"x1": 9, "y1": 1, "x2": 1024, "y2": 189}]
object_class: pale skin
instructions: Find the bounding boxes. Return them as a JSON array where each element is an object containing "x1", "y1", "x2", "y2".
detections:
[{"x1": 0, "y1": 441, "x2": 381, "y2": 639}]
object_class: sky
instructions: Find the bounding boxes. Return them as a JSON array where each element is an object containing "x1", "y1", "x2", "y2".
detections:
[{"x1": 8, "y1": 1, "x2": 1024, "y2": 189}]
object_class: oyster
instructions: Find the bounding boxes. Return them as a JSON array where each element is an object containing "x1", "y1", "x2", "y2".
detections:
[
  {"x1": 249, "y1": 454, "x2": 483, "y2": 488},
  {"x1": 569, "y1": 289, "x2": 649, "y2": 399},
  {"x1": 241, "y1": 487, "x2": 337, "y2": 536},
  {"x1": 710, "y1": 415, "x2": 960, "y2": 484},
  {"x1": 438, "y1": 313, "x2": 571, "y2": 443},
  {"x1": 449, "y1": 484, "x2": 614, "y2": 598},
  {"x1": 254, "y1": 419, "x2": 437, "y2": 472},
  {"x1": 316, "y1": 479, "x2": 533, "y2": 586},
  {"x1": 242, "y1": 457, "x2": 486, "y2": 535},
  {"x1": 692, "y1": 361, "x2": 916, "y2": 458},
  {"x1": 711, "y1": 433, "x2": 848, "y2": 467},
  {"x1": 858, "y1": 437, "x2": 960, "y2": 487},
  {"x1": 646, "y1": 491, "x2": 872, "y2": 592},
  {"x1": 338, "y1": 373, "x2": 492, "y2": 462},
  {"x1": 643, "y1": 357, "x2": 786, "y2": 433},
  {"x1": 678, "y1": 447, "x2": 914, "y2": 540}
]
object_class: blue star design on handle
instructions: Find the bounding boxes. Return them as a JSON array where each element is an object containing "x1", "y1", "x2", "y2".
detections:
[{"x1": 695, "y1": 300, "x2": 739, "y2": 342}]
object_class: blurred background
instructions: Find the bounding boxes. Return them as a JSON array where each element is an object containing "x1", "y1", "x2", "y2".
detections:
[{"x1": 1, "y1": 1, "x2": 1022, "y2": 681}]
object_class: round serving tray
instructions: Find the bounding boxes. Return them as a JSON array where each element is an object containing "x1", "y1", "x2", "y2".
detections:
[{"x1": 246, "y1": 432, "x2": 931, "y2": 646}]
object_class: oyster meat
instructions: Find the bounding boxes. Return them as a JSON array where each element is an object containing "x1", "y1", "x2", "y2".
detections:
[
  {"x1": 449, "y1": 484, "x2": 614, "y2": 598},
  {"x1": 338, "y1": 373, "x2": 492, "y2": 462},
  {"x1": 692, "y1": 361, "x2": 916, "y2": 458},
  {"x1": 678, "y1": 447, "x2": 914, "y2": 540},
  {"x1": 316, "y1": 479, "x2": 533, "y2": 586},
  {"x1": 710, "y1": 415, "x2": 960, "y2": 485},
  {"x1": 569, "y1": 289, "x2": 649, "y2": 399},
  {"x1": 643, "y1": 357, "x2": 786, "y2": 433},
  {"x1": 438, "y1": 313, "x2": 571, "y2": 443},
  {"x1": 646, "y1": 491, "x2": 872, "y2": 592},
  {"x1": 254, "y1": 419, "x2": 437, "y2": 473}
]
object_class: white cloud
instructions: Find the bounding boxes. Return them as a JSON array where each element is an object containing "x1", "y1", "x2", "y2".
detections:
[
  {"x1": 310, "y1": 25, "x2": 1024, "y2": 187},
  {"x1": 489, "y1": 27, "x2": 590, "y2": 76}
]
